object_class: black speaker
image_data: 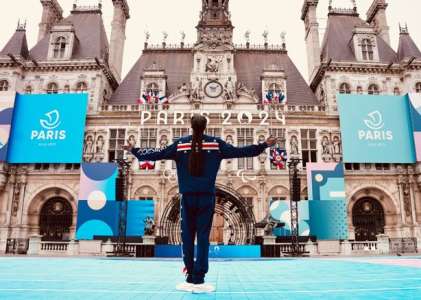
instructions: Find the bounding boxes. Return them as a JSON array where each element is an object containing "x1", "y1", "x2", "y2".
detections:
[
  {"x1": 291, "y1": 177, "x2": 301, "y2": 202},
  {"x1": 116, "y1": 177, "x2": 124, "y2": 201}
]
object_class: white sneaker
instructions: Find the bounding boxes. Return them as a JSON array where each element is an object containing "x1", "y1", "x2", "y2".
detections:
[
  {"x1": 192, "y1": 283, "x2": 215, "y2": 293},
  {"x1": 176, "y1": 282, "x2": 195, "y2": 292}
]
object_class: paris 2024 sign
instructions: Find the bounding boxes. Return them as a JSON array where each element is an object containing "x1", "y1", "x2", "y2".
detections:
[{"x1": 338, "y1": 94, "x2": 416, "y2": 163}]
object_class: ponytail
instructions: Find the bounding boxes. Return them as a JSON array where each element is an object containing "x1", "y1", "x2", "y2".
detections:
[{"x1": 188, "y1": 115, "x2": 207, "y2": 177}]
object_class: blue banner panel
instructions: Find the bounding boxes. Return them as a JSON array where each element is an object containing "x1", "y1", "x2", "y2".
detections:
[
  {"x1": 79, "y1": 163, "x2": 118, "y2": 202},
  {"x1": 76, "y1": 200, "x2": 120, "y2": 240},
  {"x1": 338, "y1": 94, "x2": 415, "y2": 163},
  {"x1": 7, "y1": 93, "x2": 88, "y2": 163},
  {"x1": 408, "y1": 93, "x2": 421, "y2": 162},
  {"x1": 305, "y1": 162, "x2": 348, "y2": 240},
  {"x1": 0, "y1": 92, "x2": 16, "y2": 162},
  {"x1": 155, "y1": 245, "x2": 261, "y2": 258},
  {"x1": 269, "y1": 200, "x2": 310, "y2": 237},
  {"x1": 126, "y1": 200, "x2": 155, "y2": 237},
  {"x1": 308, "y1": 200, "x2": 348, "y2": 240}
]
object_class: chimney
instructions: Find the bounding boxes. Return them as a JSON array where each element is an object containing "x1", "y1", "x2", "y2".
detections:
[
  {"x1": 301, "y1": 0, "x2": 321, "y2": 82},
  {"x1": 367, "y1": 0, "x2": 390, "y2": 46},
  {"x1": 38, "y1": 0, "x2": 63, "y2": 42},
  {"x1": 110, "y1": 0, "x2": 130, "y2": 82}
]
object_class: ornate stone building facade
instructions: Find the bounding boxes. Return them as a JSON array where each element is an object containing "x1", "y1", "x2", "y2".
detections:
[{"x1": 0, "y1": 0, "x2": 420, "y2": 254}]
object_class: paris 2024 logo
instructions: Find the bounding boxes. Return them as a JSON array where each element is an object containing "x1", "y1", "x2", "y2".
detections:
[
  {"x1": 358, "y1": 110, "x2": 393, "y2": 141},
  {"x1": 31, "y1": 110, "x2": 66, "y2": 141}
]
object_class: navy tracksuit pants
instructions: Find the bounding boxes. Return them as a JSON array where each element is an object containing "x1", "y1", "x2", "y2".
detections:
[{"x1": 180, "y1": 193, "x2": 215, "y2": 284}]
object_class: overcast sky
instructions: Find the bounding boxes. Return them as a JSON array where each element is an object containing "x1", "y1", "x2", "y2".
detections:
[{"x1": 1, "y1": 0, "x2": 420, "y2": 81}]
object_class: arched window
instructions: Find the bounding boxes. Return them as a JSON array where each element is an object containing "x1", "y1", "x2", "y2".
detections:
[
  {"x1": 393, "y1": 87, "x2": 400, "y2": 96},
  {"x1": 356, "y1": 86, "x2": 363, "y2": 94},
  {"x1": 24, "y1": 85, "x2": 32, "y2": 94},
  {"x1": 0, "y1": 80, "x2": 9, "y2": 91},
  {"x1": 362, "y1": 39, "x2": 374, "y2": 61},
  {"x1": 47, "y1": 82, "x2": 58, "y2": 94},
  {"x1": 75, "y1": 82, "x2": 88, "y2": 93},
  {"x1": 415, "y1": 82, "x2": 421, "y2": 93},
  {"x1": 339, "y1": 83, "x2": 351, "y2": 94},
  {"x1": 53, "y1": 36, "x2": 67, "y2": 59},
  {"x1": 368, "y1": 84, "x2": 379, "y2": 95},
  {"x1": 63, "y1": 85, "x2": 70, "y2": 93}
]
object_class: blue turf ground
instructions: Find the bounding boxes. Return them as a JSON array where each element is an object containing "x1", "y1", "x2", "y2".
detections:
[{"x1": 0, "y1": 256, "x2": 421, "y2": 299}]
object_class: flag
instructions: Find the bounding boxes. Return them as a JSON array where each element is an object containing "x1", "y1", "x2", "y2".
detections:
[
  {"x1": 270, "y1": 148, "x2": 287, "y2": 169},
  {"x1": 278, "y1": 91, "x2": 287, "y2": 104},
  {"x1": 159, "y1": 96, "x2": 169, "y2": 104},
  {"x1": 137, "y1": 98, "x2": 147, "y2": 104},
  {"x1": 140, "y1": 161, "x2": 155, "y2": 170}
]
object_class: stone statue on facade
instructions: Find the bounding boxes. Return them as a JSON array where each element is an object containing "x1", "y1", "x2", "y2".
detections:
[
  {"x1": 223, "y1": 78, "x2": 235, "y2": 100},
  {"x1": 205, "y1": 57, "x2": 221, "y2": 73},
  {"x1": 332, "y1": 135, "x2": 342, "y2": 154},
  {"x1": 95, "y1": 135, "x2": 104, "y2": 154},
  {"x1": 144, "y1": 216, "x2": 155, "y2": 236},
  {"x1": 83, "y1": 135, "x2": 95, "y2": 162},
  {"x1": 191, "y1": 78, "x2": 203, "y2": 101},
  {"x1": 321, "y1": 136, "x2": 331, "y2": 155},
  {"x1": 160, "y1": 135, "x2": 169, "y2": 148},
  {"x1": 290, "y1": 136, "x2": 299, "y2": 156}
]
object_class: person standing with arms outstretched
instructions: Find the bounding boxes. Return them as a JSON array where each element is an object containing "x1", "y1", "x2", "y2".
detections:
[{"x1": 123, "y1": 115, "x2": 276, "y2": 293}]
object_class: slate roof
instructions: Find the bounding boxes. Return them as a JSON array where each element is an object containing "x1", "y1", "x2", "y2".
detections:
[
  {"x1": 29, "y1": 9, "x2": 109, "y2": 61},
  {"x1": 110, "y1": 50, "x2": 194, "y2": 104},
  {"x1": 397, "y1": 31, "x2": 421, "y2": 61},
  {"x1": 235, "y1": 50, "x2": 318, "y2": 105},
  {"x1": 0, "y1": 28, "x2": 29, "y2": 59},
  {"x1": 320, "y1": 12, "x2": 397, "y2": 63},
  {"x1": 110, "y1": 49, "x2": 318, "y2": 105}
]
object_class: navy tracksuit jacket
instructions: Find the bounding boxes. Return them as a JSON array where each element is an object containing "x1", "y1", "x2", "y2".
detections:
[{"x1": 131, "y1": 134, "x2": 268, "y2": 283}]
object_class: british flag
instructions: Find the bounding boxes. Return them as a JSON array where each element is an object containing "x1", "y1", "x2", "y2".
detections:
[
  {"x1": 139, "y1": 161, "x2": 155, "y2": 170},
  {"x1": 270, "y1": 148, "x2": 287, "y2": 169}
]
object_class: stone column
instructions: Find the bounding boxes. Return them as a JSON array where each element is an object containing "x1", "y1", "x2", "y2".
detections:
[
  {"x1": 27, "y1": 235, "x2": 42, "y2": 255},
  {"x1": 376, "y1": 234, "x2": 390, "y2": 254},
  {"x1": 340, "y1": 240, "x2": 352, "y2": 256}
]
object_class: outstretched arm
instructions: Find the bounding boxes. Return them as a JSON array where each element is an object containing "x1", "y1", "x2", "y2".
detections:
[
  {"x1": 122, "y1": 141, "x2": 178, "y2": 161},
  {"x1": 219, "y1": 136, "x2": 276, "y2": 159}
]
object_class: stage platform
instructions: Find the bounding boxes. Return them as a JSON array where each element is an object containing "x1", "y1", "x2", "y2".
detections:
[{"x1": 0, "y1": 256, "x2": 421, "y2": 299}]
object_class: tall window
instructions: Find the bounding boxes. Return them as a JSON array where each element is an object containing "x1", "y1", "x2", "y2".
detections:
[
  {"x1": 361, "y1": 39, "x2": 374, "y2": 61},
  {"x1": 63, "y1": 85, "x2": 70, "y2": 93},
  {"x1": 108, "y1": 129, "x2": 126, "y2": 162},
  {"x1": 47, "y1": 82, "x2": 58, "y2": 94},
  {"x1": 269, "y1": 128, "x2": 286, "y2": 170},
  {"x1": 140, "y1": 128, "x2": 157, "y2": 148},
  {"x1": 339, "y1": 83, "x2": 351, "y2": 94},
  {"x1": 172, "y1": 128, "x2": 189, "y2": 168},
  {"x1": 24, "y1": 85, "x2": 32, "y2": 94},
  {"x1": 368, "y1": 84, "x2": 379, "y2": 95},
  {"x1": 357, "y1": 86, "x2": 363, "y2": 94},
  {"x1": 237, "y1": 128, "x2": 254, "y2": 170},
  {"x1": 416, "y1": 82, "x2": 421, "y2": 93},
  {"x1": 53, "y1": 36, "x2": 67, "y2": 59},
  {"x1": 205, "y1": 128, "x2": 221, "y2": 137},
  {"x1": 393, "y1": 87, "x2": 400, "y2": 96},
  {"x1": 0, "y1": 80, "x2": 9, "y2": 91},
  {"x1": 301, "y1": 129, "x2": 317, "y2": 168},
  {"x1": 76, "y1": 82, "x2": 88, "y2": 93}
]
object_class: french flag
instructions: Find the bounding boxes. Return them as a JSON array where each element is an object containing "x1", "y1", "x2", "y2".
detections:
[{"x1": 139, "y1": 161, "x2": 155, "y2": 170}]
